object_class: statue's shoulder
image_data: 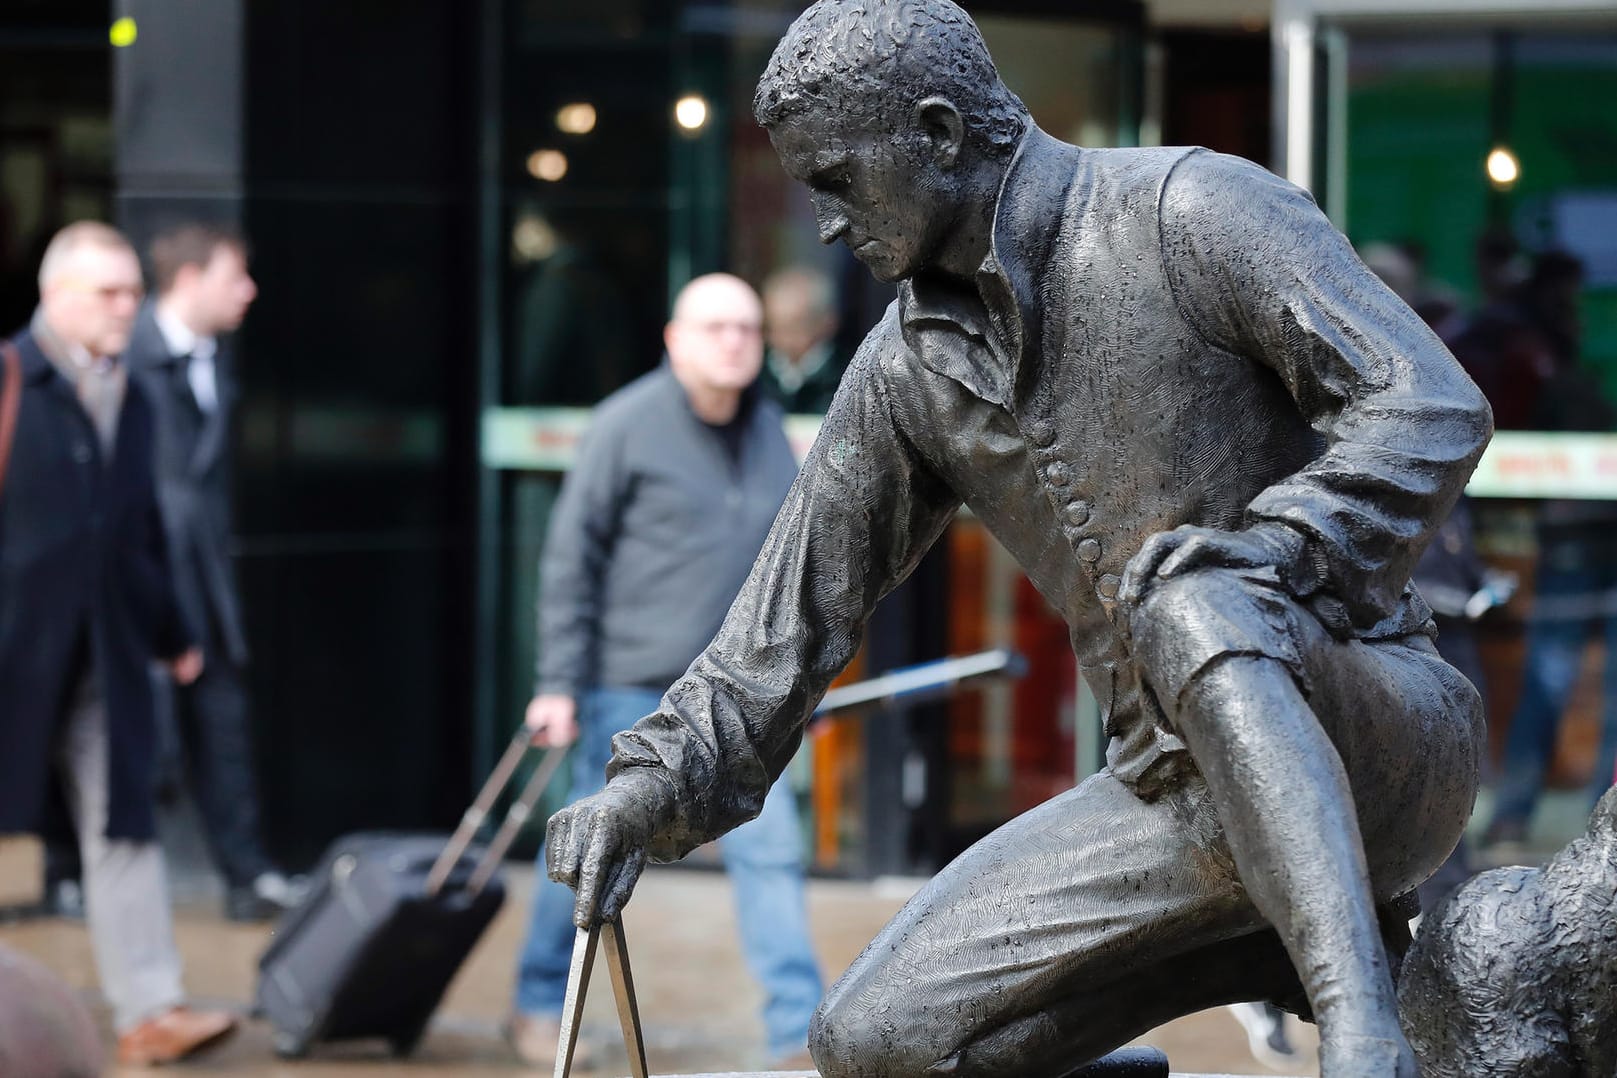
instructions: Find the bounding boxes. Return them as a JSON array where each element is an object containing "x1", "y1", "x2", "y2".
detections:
[
  {"x1": 849, "y1": 300, "x2": 913, "y2": 377},
  {"x1": 841, "y1": 301, "x2": 941, "y2": 410},
  {"x1": 1074, "y1": 144, "x2": 1204, "y2": 194},
  {"x1": 1150, "y1": 147, "x2": 1308, "y2": 224}
]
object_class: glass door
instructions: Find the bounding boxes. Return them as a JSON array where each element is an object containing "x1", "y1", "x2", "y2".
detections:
[{"x1": 1279, "y1": 0, "x2": 1617, "y2": 849}]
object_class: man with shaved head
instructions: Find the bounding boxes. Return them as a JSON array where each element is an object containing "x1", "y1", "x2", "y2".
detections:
[
  {"x1": 546, "y1": 2, "x2": 1493, "y2": 1076},
  {"x1": 0, "y1": 222, "x2": 236, "y2": 1064},
  {"x1": 504, "y1": 273, "x2": 822, "y2": 1069}
]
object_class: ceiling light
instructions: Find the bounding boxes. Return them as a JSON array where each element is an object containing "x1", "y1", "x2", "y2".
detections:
[
  {"x1": 1486, "y1": 147, "x2": 1520, "y2": 189},
  {"x1": 527, "y1": 149, "x2": 568, "y2": 182},
  {"x1": 556, "y1": 103, "x2": 597, "y2": 135},
  {"x1": 675, "y1": 95, "x2": 710, "y2": 132}
]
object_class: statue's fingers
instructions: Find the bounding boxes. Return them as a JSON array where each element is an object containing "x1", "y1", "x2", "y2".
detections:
[
  {"x1": 545, "y1": 811, "x2": 578, "y2": 887},
  {"x1": 1154, "y1": 533, "x2": 1216, "y2": 581},
  {"x1": 1120, "y1": 532, "x2": 1183, "y2": 606},
  {"x1": 571, "y1": 828, "x2": 613, "y2": 928},
  {"x1": 597, "y1": 847, "x2": 647, "y2": 923}
]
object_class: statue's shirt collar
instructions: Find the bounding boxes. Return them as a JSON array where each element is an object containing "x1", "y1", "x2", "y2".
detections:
[{"x1": 898, "y1": 125, "x2": 1081, "y2": 406}]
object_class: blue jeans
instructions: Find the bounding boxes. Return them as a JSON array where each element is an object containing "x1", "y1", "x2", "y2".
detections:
[
  {"x1": 514, "y1": 687, "x2": 823, "y2": 1058},
  {"x1": 1490, "y1": 559, "x2": 1617, "y2": 832}
]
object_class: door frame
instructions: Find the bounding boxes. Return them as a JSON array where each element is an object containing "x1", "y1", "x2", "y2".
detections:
[{"x1": 1272, "y1": 0, "x2": 1617, "y2": 195}]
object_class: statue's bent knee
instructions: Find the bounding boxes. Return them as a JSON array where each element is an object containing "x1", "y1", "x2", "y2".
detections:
[
  {"x1": 1128, "y1": 568, "x2": 1308, "y2": 709},
  {"x1": 810, "y1": 972, "x2": 958, "y2": 1077},
  {"x1": 808, "y1": 993, "x2": 887, "y2": 1077}
]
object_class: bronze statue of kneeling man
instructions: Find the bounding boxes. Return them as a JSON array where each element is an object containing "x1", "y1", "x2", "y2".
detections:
[{"x1": 545, "y1": 3, "x2": 1493, "y2": 1076}]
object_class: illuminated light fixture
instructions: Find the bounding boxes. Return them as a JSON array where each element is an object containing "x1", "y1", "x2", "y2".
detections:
[
  {"x1": 556, "y1": 102, "x2": 597, "y2": 135},
  {"x1": 1486, "y1": 147, "x2": 1520, "y2": 189},
  {"x1": 675, "y1": 94, "x2": 710, "y2": 132},
  {"x1": 527, "y1": 149, "x2": 569, "y2": 182},
  {"x1": 109, "y1": 16, "x2": 138, "y2": 47}
]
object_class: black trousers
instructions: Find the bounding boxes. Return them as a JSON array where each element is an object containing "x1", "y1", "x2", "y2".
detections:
[{"x1": 171, "y1": 636, "x2": 271, "y2": 887}]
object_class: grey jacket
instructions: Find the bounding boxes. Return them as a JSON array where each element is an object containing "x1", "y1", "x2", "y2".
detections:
[
  {"x1": 536, "y1": 366, "x2": 800, "y2": 697},
  {"x1": 606, "y1": 129, "x2": 1493, "y2": 860},
  {"x1": 126, "y1": 304, "x2": 247, "y2": 666}
]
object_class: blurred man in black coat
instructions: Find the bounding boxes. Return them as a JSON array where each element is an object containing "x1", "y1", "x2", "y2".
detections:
[
  {"x1": 122, "y1": 222, "x2": 301, "y2": 921},
  {"x1": 0, "y1": 221, "x2": 236, "y2": 1064}
]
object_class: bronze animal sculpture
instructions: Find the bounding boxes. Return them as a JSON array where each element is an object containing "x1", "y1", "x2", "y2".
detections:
[{"x1": 1399, "y1": 787, "x2": 1617, "y2": 1077}]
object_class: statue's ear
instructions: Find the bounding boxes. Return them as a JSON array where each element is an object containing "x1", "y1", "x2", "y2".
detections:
[{"x1": 914, "y1": 96, "x2": 965, "y2": 169}]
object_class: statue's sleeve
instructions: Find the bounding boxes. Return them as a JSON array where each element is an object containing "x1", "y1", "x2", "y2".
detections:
[
  {"x1": 1159, "y1": 149, "x2": 1493, "y2": 629},
  {"x1": 604, "y1": 338, "x2": 960, "y2": 861}
]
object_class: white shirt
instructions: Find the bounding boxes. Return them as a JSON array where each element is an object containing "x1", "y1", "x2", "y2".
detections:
[{"x1": 153, "y1": 304, "x2": 219, "y2": 414}]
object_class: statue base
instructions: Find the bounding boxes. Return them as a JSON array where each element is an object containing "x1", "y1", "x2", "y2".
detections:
[{"x1": 655, "y1": 1045, "x2": 1173, "y2": 1077}]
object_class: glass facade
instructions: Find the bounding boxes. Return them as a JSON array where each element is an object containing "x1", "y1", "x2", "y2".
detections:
[
  {"x1": 1323, "y1": 16, "x2": 1617, "y2": 850},
  {"x1": 483, "y1": 0, "x2": 1148, "y2": 873}
]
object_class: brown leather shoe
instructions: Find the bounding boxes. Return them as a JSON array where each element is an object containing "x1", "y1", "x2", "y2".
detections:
[{"x1": 116, "y1": 1006, "x2": 237, "y2": 1066}]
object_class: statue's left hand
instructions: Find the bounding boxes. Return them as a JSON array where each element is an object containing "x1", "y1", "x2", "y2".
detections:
[
  {"x1": 1118, "y1": 522, "x2": 1307, "y2": 608},
  {"x1": 545, "y1": 771, "x2": 672, "y2": 927}
]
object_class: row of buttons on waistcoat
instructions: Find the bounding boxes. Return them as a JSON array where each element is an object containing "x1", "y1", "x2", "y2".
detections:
[{"x1": 1025, "y1": 417, "x2": 1122, "y2": 604}]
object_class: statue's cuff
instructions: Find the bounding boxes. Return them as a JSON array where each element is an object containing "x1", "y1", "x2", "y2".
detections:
[
  {"x1": 1249, "y1": 520, "x2": 1326, "y2": 598},
  {"x1": 606, "y1": 766, "x2": 679, "y2": 824}
]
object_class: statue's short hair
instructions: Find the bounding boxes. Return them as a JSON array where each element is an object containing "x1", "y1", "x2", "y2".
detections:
[{"x1": 754, "y1": 0, "x2": 1029, "y2": 156}]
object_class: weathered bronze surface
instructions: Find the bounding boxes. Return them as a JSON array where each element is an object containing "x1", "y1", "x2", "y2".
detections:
[{"x1": 547, "y1": 3, "x2": 1499, "y2": 1076}]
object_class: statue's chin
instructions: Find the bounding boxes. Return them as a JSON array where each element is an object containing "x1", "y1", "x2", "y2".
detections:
[{"x1": 857, "y1": 252, "x2": 905, "y2": 284}]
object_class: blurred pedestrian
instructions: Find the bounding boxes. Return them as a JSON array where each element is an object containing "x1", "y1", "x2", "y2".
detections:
[
  {"x1": 507, "y1": 273, "x2": 822, "y2": 1070},
  {"x1": 1408, "y1": 497, "x2": 1518, "y2": 910},
  {"x1": 759, "y1": 266, "x2": 847, "y2": 414},
  {"x1": 1446, "y1": 246, "x2": 1580, "y2": 431},
  {"x1": 0, "y1": 221, "x2": 237, "y2": 1064},
  {"x1": 120, "y1": 221, "x2": 304, "y2": 921},
  {"x1": 1226, "y1": 1001, "x2": 1302, "y2": 1072},
  {"x1": 1483, "y1": 252, "x2": 1617, "y2": 849}
]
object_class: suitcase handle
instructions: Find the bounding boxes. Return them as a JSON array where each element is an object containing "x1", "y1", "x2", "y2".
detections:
[
  {"x1": 425, "y1": 728, "x2": 565, "y2": 898},
  {"x1": 466, "y1": 744, "x2": 566, "y2": 894}
]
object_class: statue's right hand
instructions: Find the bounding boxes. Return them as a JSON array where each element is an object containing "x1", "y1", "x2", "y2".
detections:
[{"x1": 545, "y1": 774, "x2": 668, "y2": 927}]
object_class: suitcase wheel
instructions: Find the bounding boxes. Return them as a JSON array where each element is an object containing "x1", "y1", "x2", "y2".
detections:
[
  {"x1": 272, "y1": 1030, "x2": 309, "y2": 1059},
  {"x1": 389, "y1": 1032, "x2": 422, "y2": 1058}
]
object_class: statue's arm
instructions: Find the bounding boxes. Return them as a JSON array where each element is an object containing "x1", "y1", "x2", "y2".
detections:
[
  {"x1": 1159, "y1": 149, "x2": 1493, "y2": 629},
  {"x1": 605, "y1": 339, "x2": 961, "y2": 862}
]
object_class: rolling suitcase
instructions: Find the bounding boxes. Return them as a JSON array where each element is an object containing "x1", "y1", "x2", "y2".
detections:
[{"x1": 256, "y1": 729, "x2": 564, "y2": 1058}]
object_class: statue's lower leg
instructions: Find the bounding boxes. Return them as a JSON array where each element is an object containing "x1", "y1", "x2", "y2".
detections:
[{"x1": 1175, "y1": 656, "x2": 1415, "y2": 1078}]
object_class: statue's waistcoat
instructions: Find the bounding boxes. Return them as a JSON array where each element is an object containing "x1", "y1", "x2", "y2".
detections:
[{"x1": 886, "y1": 132, "x2": 1321, "y2": 796}]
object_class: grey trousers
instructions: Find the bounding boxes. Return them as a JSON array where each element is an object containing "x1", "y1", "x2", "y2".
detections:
[{"x1": 56, "y1": 673, "x2": 185, "y2": 1031}]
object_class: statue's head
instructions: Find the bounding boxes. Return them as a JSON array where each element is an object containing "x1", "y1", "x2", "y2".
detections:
[{"x1": 754, "y1": 0, "x2": 1030, "y2": 283}]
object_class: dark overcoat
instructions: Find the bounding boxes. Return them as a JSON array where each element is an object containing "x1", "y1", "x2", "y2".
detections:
[
  {"x1": 0, "y1": 328, "x2": 192, "y2": 841},
  {"x1": 126, "y1": 305, "x2": 247, "y2": 665}
]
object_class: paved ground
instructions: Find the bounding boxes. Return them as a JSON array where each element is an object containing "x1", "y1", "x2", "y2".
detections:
[
  {"x1": 6, "y1": 780, "x2": 1598, "y2": 1077},
  {"x1": 0, "y1": 836, "x2": 1324, "y2": 1078}
]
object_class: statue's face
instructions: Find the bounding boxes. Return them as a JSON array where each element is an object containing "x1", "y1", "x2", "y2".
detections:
[{"x1": 768, "y1": 107, "x2": 955, "y2": 284}]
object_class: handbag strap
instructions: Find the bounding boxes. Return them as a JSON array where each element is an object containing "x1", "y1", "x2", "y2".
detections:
[{"x1": 0, "y1": 342, "x2": 21, "y2": 499}]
